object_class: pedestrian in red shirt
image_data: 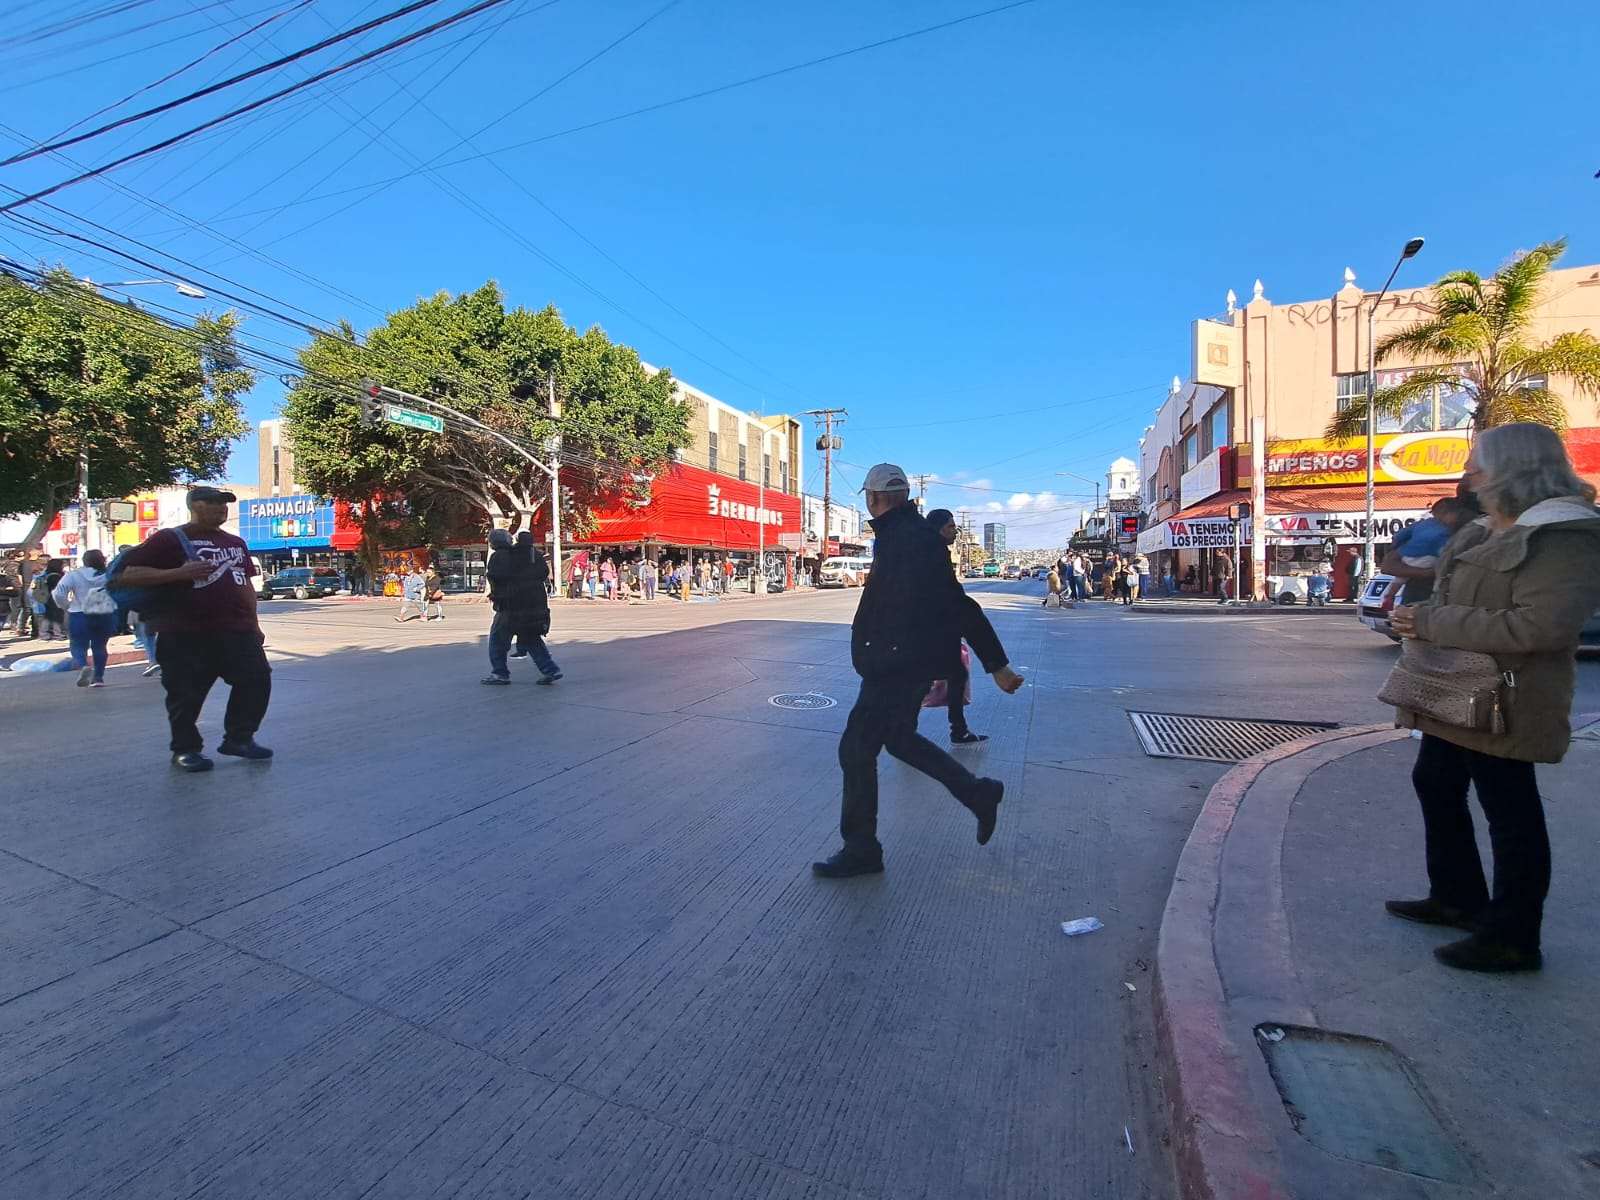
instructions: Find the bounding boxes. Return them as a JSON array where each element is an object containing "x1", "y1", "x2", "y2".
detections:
[{"x1": 116, "y1": 487, "x2": 273, "y2": 772}]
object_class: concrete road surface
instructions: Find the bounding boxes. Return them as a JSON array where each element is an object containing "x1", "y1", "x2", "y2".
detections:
[{"x1": 0, "y1": 583, "x2": 1445, "y2": 1199}]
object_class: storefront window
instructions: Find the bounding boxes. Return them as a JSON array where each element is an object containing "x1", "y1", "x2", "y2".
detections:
[
  {"x1": 434, "y1": 547, "x2": 487, "y2": 593},
  {"x1": 1341, "y1": 370, "x2": 1485, "y2": 433}
]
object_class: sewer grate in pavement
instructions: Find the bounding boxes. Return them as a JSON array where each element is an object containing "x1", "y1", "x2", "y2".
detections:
[
  {"x1": 1126, "y1": 711, "x2": 1335, "y2": 762},
  {"x1": 768, "y1": 692, "x2": 837, "y2": 710},
  {"x1": 1256, "y1": 1025, "x2": 1473, "y2": 1183}
]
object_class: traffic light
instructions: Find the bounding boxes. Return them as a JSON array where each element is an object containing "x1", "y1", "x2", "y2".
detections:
[{"x1": 357, "y1": 379, "x2": 382, "y2": 426}]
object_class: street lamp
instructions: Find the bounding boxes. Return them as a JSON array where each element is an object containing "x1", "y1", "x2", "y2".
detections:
[
  {"x1": 74, "y1": 277, "x2": 208, "y2": 557},
  {"x1": 1360, "y1": 236, "x2": 1425, "y2": 593},
  {"x1": 1055, "y1": 471, "x2": 1101, "y2": 537}
]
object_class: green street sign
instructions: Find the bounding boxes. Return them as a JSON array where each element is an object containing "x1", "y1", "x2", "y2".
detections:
[{"x1": 383, "y1": 404, "x2": 443, "y2": 433}]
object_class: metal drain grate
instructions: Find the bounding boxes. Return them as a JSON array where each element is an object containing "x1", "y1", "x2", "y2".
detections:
[
  {"x1": 769, "y1": 692, "x2": 837, "y2": 710},
  {"x1": 1127, "y1": 711, "x2": 1335, "y2": 762}
]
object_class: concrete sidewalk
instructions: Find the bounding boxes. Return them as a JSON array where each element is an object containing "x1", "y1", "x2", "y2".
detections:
[{"x1": 1157, "y1": 721, "x2": 1600, "y2": 1198}]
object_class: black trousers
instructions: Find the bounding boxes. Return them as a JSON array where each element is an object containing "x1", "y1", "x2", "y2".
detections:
[
  {"x1": 156, "y1": 631, "x2": 272, "y2": 753},
  {"x1": 1412, "y1": 734, "x2": 1549, "y2": 952},
  {"x1": 945, "y1": 657, "x2": 969, "y2": 735},
  {"x1": 838, "y1": 675, "x2": 980, "y2": 855}
]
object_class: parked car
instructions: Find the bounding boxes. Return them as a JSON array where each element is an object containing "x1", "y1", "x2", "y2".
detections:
[
  {"x1": 1361, "y1": 572, "x2": 1600, "y2": 650},
  {"x1": 818, "y1": 556, "x2": 871, "y2": 588},
  {"x1": 964, "y1": 568, "x2": 984, "y2": 579},
  {"x1": 260, "y1": 566, "x2": 343, "y2": 600}
]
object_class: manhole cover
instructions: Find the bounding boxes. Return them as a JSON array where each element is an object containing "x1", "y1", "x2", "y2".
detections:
[
  {"x1": 769, "y1": 693, "x2": 837, "y2": 710},
  {"x1": 1257, "y1": 1025, "x2": 1472, "y2": 1183},
  {"x1": 1127, "y1": 711, "x2": 1335, "y2": 762}
]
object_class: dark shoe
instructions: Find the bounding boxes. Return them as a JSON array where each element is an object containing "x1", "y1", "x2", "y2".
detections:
[
  {"x1": 218, "y1": 738, "x2": 273, "y2": 760},
  {"x1": 1434, "y1": 935, "x2": 1542, "y2": 973},
  {"x1": 76, "y1": 666, "x2": 92, "y2": 687},
  {"x1": 509, "y1": 652, "x2": 529, "y2": 661},
  {"x1": 172, "y1": 752, "x2": 214, "y2": 773},
  {"x1": 481, "y1": 674, "x2": 511, "y2": 685},
  {"x1": 951, "y1": 730, "x2": 988, "y2": 745},
  {"x1": 969, "y1": 777, "x2": 1004, "y2": 846},
  {"x1": 536, "y1": 671, "x2": 563, "y2": 685},
  {"x1": 812, "y1": 849, "x2": 884, "y2": 878},
  {"x1": 1385, "y1": 898, "x2": 1477, "y2": 931}
]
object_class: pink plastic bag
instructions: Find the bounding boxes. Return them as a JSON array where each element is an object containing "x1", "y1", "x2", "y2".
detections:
[{"x1": 923, "y1": 646, "x2": 973, "y2": 708}]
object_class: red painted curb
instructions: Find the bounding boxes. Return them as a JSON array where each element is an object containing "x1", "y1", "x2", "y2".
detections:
[{"x1": 1153, "y1": 723, "x2": 1397, "y2": 1200}]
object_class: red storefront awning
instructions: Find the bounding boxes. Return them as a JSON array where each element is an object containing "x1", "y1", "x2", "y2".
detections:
[
  {"x1": 563, "y1": 461, "x2": 802, "y2": 551},
  {"x1": 1174, "y1": 482, "x2": 1456, "y2": 521}
]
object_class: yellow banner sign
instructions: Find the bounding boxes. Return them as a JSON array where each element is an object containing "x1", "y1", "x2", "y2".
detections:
[{"x1": 1236, "y1": 431, "x2": 1470, "y2": 486}]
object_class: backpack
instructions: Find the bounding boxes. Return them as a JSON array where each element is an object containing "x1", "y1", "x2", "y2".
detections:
[
  {"x1": 80, "y1": 571, "x2": 117, "y2": 614},
  {"x1": 105, "y1": 528, "x2": 198, "y2": 618},
  {"x1": 31, "y1": 572, "x2": 51, "y2": 606}
]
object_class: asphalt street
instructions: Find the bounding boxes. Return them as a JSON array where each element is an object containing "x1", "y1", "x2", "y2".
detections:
[{"x1": 4, "y1": 582, "x2": 1594, "y2": 1198}]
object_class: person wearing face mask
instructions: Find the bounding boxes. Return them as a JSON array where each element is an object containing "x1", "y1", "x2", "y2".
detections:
[{"x1": 1386, "y1": 424, "x2": 1600, "y2": 973}]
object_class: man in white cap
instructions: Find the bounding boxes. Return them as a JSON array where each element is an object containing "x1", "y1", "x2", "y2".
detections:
[
  {"x1": 114, "y1": 486, "x2": 272, "y2": 772},
  {"x1": 813, "y1": 464, "x2": 1024, "y2": 878}
]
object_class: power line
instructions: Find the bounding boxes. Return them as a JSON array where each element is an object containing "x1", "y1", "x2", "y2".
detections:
[
  {"x1": 1, "y1": 0, "x2": 456, "y2": 167},
  {"x1": 0, "y1": 0, "x2": 524, "y2": 215}
]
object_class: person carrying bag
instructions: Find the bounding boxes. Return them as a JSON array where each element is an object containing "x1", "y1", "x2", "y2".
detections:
[{"x1": 1381, "y1": 424, "x2": 1600, "y2": 974}]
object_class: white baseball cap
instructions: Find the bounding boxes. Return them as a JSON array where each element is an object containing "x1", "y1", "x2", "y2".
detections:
[{"x1": 860, "y1": 463, "x2": 910, "y2": 492}]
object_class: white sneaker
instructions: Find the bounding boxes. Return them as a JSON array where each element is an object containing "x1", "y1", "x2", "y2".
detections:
[{"x1": 143, "y1": 663, "x2": 161, "y2": 677}]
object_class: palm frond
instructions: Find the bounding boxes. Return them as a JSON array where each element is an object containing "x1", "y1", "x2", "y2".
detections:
[
  {"x1": 1515, "y1": 330, "x2": 1600, "y2": 402},
  {"x1": 1322, "y1": 371, "x2": 1459, "y2": 440},
  {"x1": 1482, "y1": 387, "x2": 1568, "y2": 433},
  {"x1": 1377, "y1": 317, "x2": 1488, "y2": 363},
  {"x1": 1488, "y1": 239, "x2": 1566, "y2": 335}
]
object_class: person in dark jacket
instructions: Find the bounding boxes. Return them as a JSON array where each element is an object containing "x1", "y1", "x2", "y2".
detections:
[
  {"x1": 926, "y1": 508, "x2": 1015, "y2": 744},
  {"x1": 813, "y1": 466, "x2": 1024, "y2": 879},
  {"x1": 481, "y1": 531, "x2": 562, "y2": 685}
]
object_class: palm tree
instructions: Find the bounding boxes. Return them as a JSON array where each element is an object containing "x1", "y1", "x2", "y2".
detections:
[{"x1": 1326, "y1": 238, "x2": 1600, "y2": 439}]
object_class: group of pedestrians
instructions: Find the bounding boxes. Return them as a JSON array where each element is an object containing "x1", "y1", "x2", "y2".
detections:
[
  {"x1": 395, "y1": 566, "x2": 445, "y2": 622},
  {"x1": 1, "y1": 550, "x2": 67, "y2": 639},
  {"x1": 565, "y1": 553, "x2": 737, "y2": 601}
]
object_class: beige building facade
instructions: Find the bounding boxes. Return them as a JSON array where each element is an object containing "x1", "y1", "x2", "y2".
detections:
[
  {"x1": 1138, "y1": 261, "x2": 1600, "y2": 599},
  {"x1": 257, "y1": 418, "x2": 303, "y2": 497}
]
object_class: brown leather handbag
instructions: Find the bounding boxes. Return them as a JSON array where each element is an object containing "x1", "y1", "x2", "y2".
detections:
[{"x1": 1378, "y1": 642, "x2": 1513, "y2": 734}]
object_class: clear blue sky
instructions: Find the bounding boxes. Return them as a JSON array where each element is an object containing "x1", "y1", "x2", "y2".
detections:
[{"x1": 4, "y1": 0, "x2": 1599, "y2": 548}]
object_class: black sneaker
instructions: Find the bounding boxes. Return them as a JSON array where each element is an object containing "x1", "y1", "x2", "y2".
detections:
[
  {"x1": 1434, "y1": 935, "x2": 1541, "y2": 973},
  {"x1": 968, "y1": 777, "x2": 1004, "y2": 846},
  {"x1": 172, "y1": 751, "x2": 214, "y2": 773},
  {"x1": 481, "y1": 674, "x2": 511, "y2": 685},
  {"x1": 536, "y1": 671, "x2": 563, "y2": 685},
  {"x1": 951, "y1": 730, "x2": 988, "y2": 745},
  {"x1": 509, "y1": 653, "x2": 529, "y2": 661},
  {"x1": 218, "y1": 738, "x2": 273, "y2": 760},
  {"x1": 812, "y1": 849, "x2": 884, "y2": 878},
  {"x1": 1385, "y1": 898, "x2": 1477, "y2": 931}
]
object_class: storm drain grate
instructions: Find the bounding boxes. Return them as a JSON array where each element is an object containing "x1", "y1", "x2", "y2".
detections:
[
  {"x1": 769, "y1": 692, "x2": 837, "y2": 710},
  {"x1": 1127, "y1": 711, "x2": 1335, "y2": 762}
]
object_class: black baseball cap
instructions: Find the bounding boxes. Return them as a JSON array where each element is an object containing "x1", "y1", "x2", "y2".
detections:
[{"x1": 187, "y1": 486, "x2": 237, "y2": 504}]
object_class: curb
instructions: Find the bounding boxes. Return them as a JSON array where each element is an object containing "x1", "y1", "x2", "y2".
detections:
[
  {"x1": 1, "y1": 646, "x2": 147, "y2": 674},
  {"x1": 1153, "y1": 722, "x2": 1399, "y2": 1200},
  {"x1": 1129, "y1": 603, "x2": 1353, "y2": 617}
]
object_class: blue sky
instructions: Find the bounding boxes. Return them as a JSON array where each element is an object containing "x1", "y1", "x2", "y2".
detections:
[{"x1": 4, "y1": 0, "x2": 1599, "y2": 548}]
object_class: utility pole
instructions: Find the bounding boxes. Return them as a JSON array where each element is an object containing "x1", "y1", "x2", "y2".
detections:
[
  {"x1": 912, "y1": 473, "x2": 931, "y2": 513},
  {"x1": 548, "y1": 376, "x2": 562, "y2": 595},
  {"x1": 801, "y1": 408, "x2": 847, "y2": 586}
]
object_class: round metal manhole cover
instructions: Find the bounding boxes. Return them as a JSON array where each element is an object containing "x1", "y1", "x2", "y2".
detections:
[{"x1": 768, "y1": 693, "x2": 837, "y2": 710}]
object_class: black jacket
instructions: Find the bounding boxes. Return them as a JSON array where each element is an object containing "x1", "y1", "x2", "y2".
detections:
[
  {"x1": 852, "y1": 501, "x2": 1008, "y2": 681},
  {"x1": 487, "y1": 546, "x2": 550, "y2": 618}
]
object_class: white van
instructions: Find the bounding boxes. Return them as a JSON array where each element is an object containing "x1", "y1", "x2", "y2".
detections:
[{"x1": 819, "y1": 557, "x2": 871, "y2": 588}]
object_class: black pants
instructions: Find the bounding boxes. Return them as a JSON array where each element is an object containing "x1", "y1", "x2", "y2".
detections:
[
  {"x1": 838, "y1": 675, "x2": 980, "y2": 855},
  {"x1": 1412, "y1": 734, "x2": 1548, "y2": 952},
  {"x1": 946, "y1": 658, "x2": 969, "y2": 736},
  {"x1": 156, "y1": 631, "x2": 272, "y2": 753}
]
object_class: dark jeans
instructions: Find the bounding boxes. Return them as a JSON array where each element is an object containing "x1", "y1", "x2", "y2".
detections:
[
  {"x1": 1413, "y1": 734, "x2": 1549, "y2": 951},
  {"x1": 945, "y1": 658, "x2": 969, "y2": 736},
  {"x1": 838, "y1": 675, "x2": 981, "y2": 855},
  {"x1": 68, "y1": 610, "x2": 116, "y2": 679},
  {"x1": 156, "y1": 631, "x2": 272, "y2": 753},
  {"x1": 488, "y1": 610, "x2": 558, "y2": 677}
]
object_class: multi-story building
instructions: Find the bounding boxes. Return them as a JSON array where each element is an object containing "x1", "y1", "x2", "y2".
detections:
[
  {"x1": 257, "y1": 419, "x2": 302, "y2": 497},
  {"x1": 983, "y1": 522, "x2": 1006, "y2": 558},
  {"x1": 1136, "y1": 260, "x2": 1600, "y2": 600},
  {"x1": 801, "y1": 494, "x2": 865, "y2": 555}
]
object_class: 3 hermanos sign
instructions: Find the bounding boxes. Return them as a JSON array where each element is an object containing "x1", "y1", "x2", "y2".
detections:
[{"x1": 1235, "y1": 431, "x2": 1471, "y2": 486}]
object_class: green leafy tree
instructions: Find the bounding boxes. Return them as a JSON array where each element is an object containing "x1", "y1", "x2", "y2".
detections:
[
  {"x1": 1327, "y1": 238, "x2": 1600, "y2": 440},
  {"x1": 0, "y1": 268, "x2": 254, "y2": 547},
  {"x1": 281, "y1": 283, "x2": 690, "y2": 547}
]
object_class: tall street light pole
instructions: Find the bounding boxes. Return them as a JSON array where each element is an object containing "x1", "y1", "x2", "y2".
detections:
[
  {"x1": 1054, "y1": 471, "x2": 1101, "y2": 534},
  {"x1": 1360, "y1": 236, "x2": 1425, "y2": 593},
  {"x1": 77, "y1": 278, "x2": 208, "y2": 558}
]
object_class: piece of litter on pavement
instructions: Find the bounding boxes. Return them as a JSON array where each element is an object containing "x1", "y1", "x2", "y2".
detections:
[
  {"x1": 1259, "y1": 1026, "x2": 1286, "y2": 1043},
  {"x1": 1124, "y1": 1126, "x2": 1134, "y2": 1154},
  {"x1": 1060, "y1": 917, "x2": 1104, "y2": 936},
  {"x1": 1124, "y1": 982, "x2": 1137, "y2": 992}
]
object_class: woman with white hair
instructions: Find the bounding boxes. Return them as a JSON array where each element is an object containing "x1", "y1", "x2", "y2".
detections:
[{"x1": 1387, "y1": 423, "x2": 1600, "y2": 972}]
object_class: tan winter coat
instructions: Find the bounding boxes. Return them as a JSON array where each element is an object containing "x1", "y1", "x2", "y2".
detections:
[{"x1": 1399, "y1": 497, "x2": 1600, "y2": 762}]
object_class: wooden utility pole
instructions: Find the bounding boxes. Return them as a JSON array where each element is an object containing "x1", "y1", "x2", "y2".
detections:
[
  {"x1": 801, "y1": 408, "x2": 847, "y2": 583},
  {"x1": 912, "y1": 473, "x2": 931, "y2": 512}
]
